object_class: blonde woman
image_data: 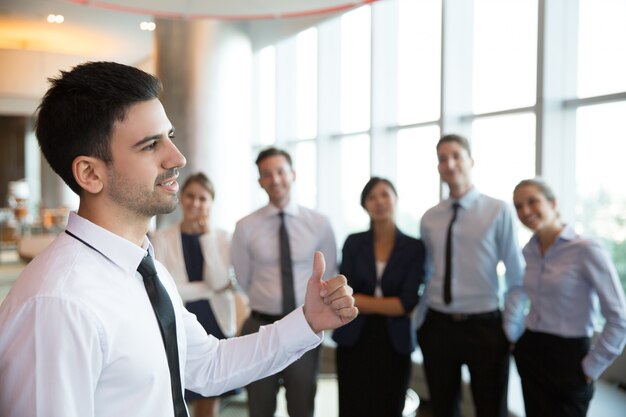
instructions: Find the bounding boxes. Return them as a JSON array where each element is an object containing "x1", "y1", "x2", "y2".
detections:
[{"x1": 512, "y1": 178, "x2": 626, "y2": 417}]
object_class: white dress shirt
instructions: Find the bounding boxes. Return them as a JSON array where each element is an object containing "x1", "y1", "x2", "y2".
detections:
[
  {"x1": 0, "y1": 212, "x2": 321, "y2": 417},
  {"x1": 231, "y1": 201, "x2": 337, "y2": 315},
  {"x1": 417, "y1": 187, "x2": 527, "y2": 342}
]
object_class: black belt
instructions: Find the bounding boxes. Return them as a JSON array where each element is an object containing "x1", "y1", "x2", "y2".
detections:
[
  {"x1": 427, "y1": 308, "x2": 501, "y2": 322},
  {"x1": 251, "y1": 310, "x2": 285, "y2": 323}
]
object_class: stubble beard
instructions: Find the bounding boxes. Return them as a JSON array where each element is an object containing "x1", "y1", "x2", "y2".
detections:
[{"x1": 107, "y1": 170, "x2": 179, "y2": 218}]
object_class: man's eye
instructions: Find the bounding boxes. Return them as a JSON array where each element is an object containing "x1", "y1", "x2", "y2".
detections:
[
  {"x1": 144, "y1": 141, "x2": 158, "y2": 151},
  {"x1": 168, "y1": 131, "x2": 176, "y2": 139}
]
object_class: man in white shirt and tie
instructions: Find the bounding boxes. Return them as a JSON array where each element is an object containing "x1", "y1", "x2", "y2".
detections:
[
  {"x1": 0, "y1": 62, "x2": 357, "y2": 417},
  {"x1": 231, "y1": 147, "x2": 337, "y2": 417}
]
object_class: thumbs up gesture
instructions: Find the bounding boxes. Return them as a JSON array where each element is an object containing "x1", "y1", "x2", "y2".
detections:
[{"x1": 303, "y1": 251, "x2": 358, "y2": 333}]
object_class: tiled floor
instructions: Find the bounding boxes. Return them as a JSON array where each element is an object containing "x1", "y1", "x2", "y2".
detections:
[{"x1": 215, "y1": 378, "x2": 432, "y2": 417}]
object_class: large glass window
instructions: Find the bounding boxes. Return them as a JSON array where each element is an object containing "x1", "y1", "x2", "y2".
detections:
[
  {"x1": 576, "y1": 101, "x2": 626, "y2": 286},
  {"x1": 340, "y1": 6, "x2": 371, "y2": 134},
  {"x1": 471, "y1": 113, "x2": 536, "y2": 203},
  {"x1": 292, "y1": 141, "x2": 317, "y2": 209},
  {"x1": 337, "y1": 134, "x2": 371, "y2": 244},
  {"x1": 296, "y1": 28, "x2": 318, "y2": 140},
  {"x1": 397, "y1": 0, "x2": 441, "y2": 125},
  {"x1": 577, "y1": 0, "x2": 626, "y2": 98},
  {"x1": 396, "y1": 126, "x2": 441, "y2": 235},
  {"x1": 256, "y1": 46, "x2": 276, "y2": 145},
  {"x1": 249, "y1": 0, "x2": 626, "y2": 287},
  {"x1": 473, "y1": 0, "x2": 538, "y2": 113}
]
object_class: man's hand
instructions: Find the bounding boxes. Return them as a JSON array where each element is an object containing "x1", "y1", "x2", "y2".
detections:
[{"x1": 303, "y1": 251, "x2": 358, "y2": 333}]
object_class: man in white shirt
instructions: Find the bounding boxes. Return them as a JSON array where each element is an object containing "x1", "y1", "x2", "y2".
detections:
[
  {"x1": 0, "y1": 62, "x2": 357, "y2": 417},
  {"x1": 231, "y1": 147, "x2": 337, "y2": 417}
]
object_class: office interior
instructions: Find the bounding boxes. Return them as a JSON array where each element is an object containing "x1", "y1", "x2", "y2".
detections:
[{"x1": 0, "y1": 0, "x2": 625, "y2": 416}]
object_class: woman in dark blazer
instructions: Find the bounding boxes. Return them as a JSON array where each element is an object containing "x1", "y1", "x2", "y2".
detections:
[{"x1": 333, "y1": 177, "x2": 426, "y2": 417}]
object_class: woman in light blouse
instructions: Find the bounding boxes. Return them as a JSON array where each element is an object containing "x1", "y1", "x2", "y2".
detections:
[
  {"x1": 152, "y1": 173, "x2": 237, "y2": 417},
  {"x1": 512, "y1": 177, "x2": 626, "y2": 417}
]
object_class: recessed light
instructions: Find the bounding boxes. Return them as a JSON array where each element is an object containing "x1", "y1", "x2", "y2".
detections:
[
  {"x1": 47, "y1": 14, "x2": 64, "y2": 24},
  {"x1": 140, "y1": 21, "x2": 156, "y2": 31}
]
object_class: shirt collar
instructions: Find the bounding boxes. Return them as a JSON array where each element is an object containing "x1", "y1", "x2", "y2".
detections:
[
  {"x1": 558, "y1": 224, "x2": 577, "y2": 241},
  {"x1": 262, "y1": 200, "x2": 299, "y2": 218},
  {"x1": 528, "y1": 224, "x2": 577, "y2": 249},
  {"x1": 66, "y1": 211, "x2": 149, "y2": 275},
  {"x1": 450, "y1": 186, "x2": 479, "y2": 209}
]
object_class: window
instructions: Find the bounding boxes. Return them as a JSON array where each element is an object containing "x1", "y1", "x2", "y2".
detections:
[
  {"x1": 473, "y1": 0, "x2": 538, "y2": 113},
  {"x1": 249, "y1": 0, "x2": 626, "y2": 288},
  {"x1": 471, "y1": 113, "x2": 536, "y2": 203},
  {"x1": 340, "y1": 6, "x2": 371, "y2": 134},
  {"x1": 296, "y1": 28, "x2": 318, "y2": 140},
  {"x1": 397, "y1": 0, "x2": 441, "y2": 125},
  {"x1": 256, "y1": 46, "x2": 276, "y2": 145},
  {"x1": 337, "y1": 134, "x2": 371, "y2": 244},
  {"x1": 575, "y1": 101, "x2": 626, "y2": 285},
  {"x1": 577, "y1": 0, "x2": 626, "y2": 98},
  {"x1": 396, "y1": 126, "x2": 441, "y2": 235}
]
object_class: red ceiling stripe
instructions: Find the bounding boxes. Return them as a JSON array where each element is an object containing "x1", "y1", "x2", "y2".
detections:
[{"x1": 65, "y1": 0, "x2": 379, "y2": 20}]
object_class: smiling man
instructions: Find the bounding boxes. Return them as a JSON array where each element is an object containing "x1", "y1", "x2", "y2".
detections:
[
  {"x1": 416, "y1": 133, "x2": 526, "y2": 417},
  {"x1": 231, "y1": 147, "x2": 337, "y2": 417},
  {"x1": 0, "y1": 62, "x2": 357, "y2": 417}
]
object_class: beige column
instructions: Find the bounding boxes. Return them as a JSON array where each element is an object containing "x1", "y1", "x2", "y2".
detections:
[{"x1": 155, "y1": 19, "x2": 254, "y2": 229}]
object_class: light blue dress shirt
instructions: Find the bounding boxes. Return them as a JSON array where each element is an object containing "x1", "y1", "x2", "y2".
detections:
[
  {"x1": 522, "y1": 225, "x2": 626, "y2": 380},
  {"x1": 417, "y1": 187, "x2": 527, "y2": 342}
]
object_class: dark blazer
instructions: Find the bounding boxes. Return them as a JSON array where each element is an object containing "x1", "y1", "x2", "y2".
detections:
[{"x1": 332, "y1": 228, "x2": 426, "y2": 354}]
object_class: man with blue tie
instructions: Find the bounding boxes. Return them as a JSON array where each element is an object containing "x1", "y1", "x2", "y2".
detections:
[{"x1": 416, "y1": 133, "x2": 526, "y2": 417}]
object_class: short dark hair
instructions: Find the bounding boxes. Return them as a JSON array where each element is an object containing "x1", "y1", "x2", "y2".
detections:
[
  {"x1": 36, "y1": 61, "x2": 163, "y2": 195},
  {"x1": 360, "y1": 177, "x2": 398, "y2": 209},
  {"x1": 255, "y1": 147, "x2": 293, "y2": 168},
  {"x1": 437, "y1": 134, "x2": 472, "y2": 157},
  {"x1": 182, "y1": 172, "x2": 215, "y2": 200}
]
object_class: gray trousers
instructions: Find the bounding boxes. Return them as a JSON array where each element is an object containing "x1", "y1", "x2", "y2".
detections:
[{"x1": 241, "y1": 314, "x2": 321, "y2": 417}]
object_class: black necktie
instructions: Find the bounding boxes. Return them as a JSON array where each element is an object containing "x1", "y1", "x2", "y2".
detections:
[
  {"x1": 279, "y1": 212, "x2": 296, "y2": 315},
  {"x1": 443, "y1": 202, "x2": 460, "y2": 305},
  {"x1": 137, "y1": 254, "x2": 188, "y2": 417}
]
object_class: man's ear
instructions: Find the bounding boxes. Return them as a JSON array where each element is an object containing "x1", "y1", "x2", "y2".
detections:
[{"x1": 72, "y1": 156, "x2": 105, "y2": 194}]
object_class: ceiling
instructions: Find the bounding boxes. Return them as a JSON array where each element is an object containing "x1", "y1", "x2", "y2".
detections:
[{"x1": 0, "y1": 0, "x2": 374, "y2": 63}]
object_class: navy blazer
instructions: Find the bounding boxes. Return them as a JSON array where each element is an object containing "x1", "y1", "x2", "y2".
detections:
[{"x1": 332, "y1": 228, "x2": 426, "y2": 354}]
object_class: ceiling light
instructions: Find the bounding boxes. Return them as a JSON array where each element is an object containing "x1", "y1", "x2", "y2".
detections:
[
  {"x1": 47, "y1": 14, "x2": 64, "y2": 24},
  {"x1": 140, "y1": 22, "x2": 156, "y2": 31}
]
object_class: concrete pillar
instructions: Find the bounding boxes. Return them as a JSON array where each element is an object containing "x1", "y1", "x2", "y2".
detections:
[{"x1": 155, "y1": 19, "x2": 254, "y2": 230}]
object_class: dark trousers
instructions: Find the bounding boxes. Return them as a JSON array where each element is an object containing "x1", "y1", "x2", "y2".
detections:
[
  {"x1": 417, "y1": 309, "x2": 510, "y2": 417},
  {"x1": 514, "y1": 329, "x2": 594, "y2": 417},
  {"x1": 336, "y1": 316, "x2": 412, "y2": 417},
  {"x1": 241, "y1": 314, "x2": 320, "y2": 417}
]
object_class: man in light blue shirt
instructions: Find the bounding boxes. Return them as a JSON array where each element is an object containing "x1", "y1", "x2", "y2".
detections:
[{"x1": 416, "y1": 134, "x2": 526, "y2": 417}]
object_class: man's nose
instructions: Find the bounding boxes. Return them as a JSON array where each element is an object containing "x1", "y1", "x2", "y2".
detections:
[{"x1": 164, "y1": 140, "x2": 187, "y2": 169}]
